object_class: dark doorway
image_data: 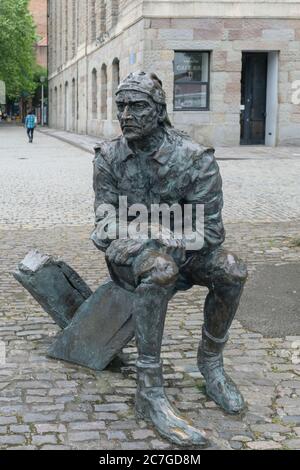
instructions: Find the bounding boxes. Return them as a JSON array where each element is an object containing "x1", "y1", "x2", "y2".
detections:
[{"x1": 240, "y1": 52, "x2": 268, "y2": 145}]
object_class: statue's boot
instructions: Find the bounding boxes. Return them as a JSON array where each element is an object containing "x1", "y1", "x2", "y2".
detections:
[
  {"x1": 133, "y1": 281, "x2": 208, "y2": 447},
  {"x1": 136, "y1": 362, "x2": 208, "y2": 447},
  {"x1": 197, "y1": 326, "x2": 245, "y2": 414}
]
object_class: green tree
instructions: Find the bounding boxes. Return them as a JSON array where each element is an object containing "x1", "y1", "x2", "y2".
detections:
[{"x1": 0, "y1": 0, "x2": 37, "y2": 99}]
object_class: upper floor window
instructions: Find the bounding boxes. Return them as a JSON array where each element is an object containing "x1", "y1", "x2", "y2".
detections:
[{"x1": 174, "y1": 51, "x2": 210, "y2": 111}]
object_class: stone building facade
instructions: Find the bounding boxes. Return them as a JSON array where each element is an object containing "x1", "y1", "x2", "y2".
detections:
[{"x1": 48, "y1": 1, "x2": 300, "y2": 146}]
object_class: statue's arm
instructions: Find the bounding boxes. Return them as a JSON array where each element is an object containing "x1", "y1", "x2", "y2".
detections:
[
  {"x1": 91, "y1": 148, "x2": 120, "y2": 253},
  {"x1": 185, "y1": 148, "x2": 225, "y2": 252}
]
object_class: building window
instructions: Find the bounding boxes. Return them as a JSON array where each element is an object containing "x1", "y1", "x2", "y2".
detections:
[
  {"x1": 174, "y1": 51, "x2": 210, "y2": 111},
  {"x1": 59, "y1": 84, "x2": 63, "y2": 124},
  {"x1": 112, "y1": 58, "x2": 120, "y2": 119},
  {"x1": 54, "y1": 87, "x2": 58, "y2": 127},
  {"x1": 101, "y1": 64, "x2": 107, "y2": 119},
  {"x1": 64, "y1": 81, "x2": 69, "y2": 131},
  {"x1": 72, "y1": 0, "x2": 77, "y2": 57},
  {"x1": 72, "y1": 78, "x2": 76, "y2": 130},
  {"x1": 100, "y1": 0, "x2": 107, "y2": 34},
  {"x1": 90, "y1": 0, "x2": 96, "y2": 42},
  {"x1": 49, "y1": 88, "x2": 53, "y2": 121},
  {"x1": 92, "y1": 68, "x2": 98, "y2": 119},
  {"x1": 110, "y1": 0, "x2": 119, "y2": 28}
]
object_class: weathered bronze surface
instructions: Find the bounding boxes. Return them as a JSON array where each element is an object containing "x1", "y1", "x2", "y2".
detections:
[
  {"x1": 14, "y1": 71, "x2": 248, "y2": 447},
  {"x1": 14, "y1": 250, "x2": 92, "y2": 328},
  {"x1": 14, "y1": 250, "x2": 135, "y2": 370},
  {"x1": 90, "y1": 72, "x2": 248, "y2": 446}
]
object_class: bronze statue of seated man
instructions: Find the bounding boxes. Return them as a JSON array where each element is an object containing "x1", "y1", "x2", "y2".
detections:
[{"x1": 91, "y1": 71, "x2": 248, "y2": 447}]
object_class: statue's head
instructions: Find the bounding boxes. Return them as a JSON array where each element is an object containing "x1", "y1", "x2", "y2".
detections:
[{"x1": 116, "y1": 71, "x2": 170, "y2": 141}]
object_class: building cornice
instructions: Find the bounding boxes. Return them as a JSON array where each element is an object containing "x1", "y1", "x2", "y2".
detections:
[{"x1": 142, "y1": 1, "x2": 300, "y2": 19}]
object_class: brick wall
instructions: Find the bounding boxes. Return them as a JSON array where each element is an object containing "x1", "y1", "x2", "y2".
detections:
[
  {"x1": 29, "y1": 0, "x2": 48, "y2": 68},
  {"x1": 29, "y1": 0, "x2": 47, "y2": 38}
]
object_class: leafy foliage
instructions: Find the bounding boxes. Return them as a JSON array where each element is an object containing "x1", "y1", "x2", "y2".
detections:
[{"x1": 0, "y1": 0, "x2": 38, "y2": 99}]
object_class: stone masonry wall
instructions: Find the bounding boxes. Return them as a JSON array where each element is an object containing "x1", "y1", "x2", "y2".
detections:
[
  {"x1": 143, "y1": 17, "x2": 300, "y2": 146},
  {"x1": 49, "y1": 15, "x2": 144, "y2": 136},
  {"x1": 48, "y1": 1, "x2": 300, "y2": 146}
]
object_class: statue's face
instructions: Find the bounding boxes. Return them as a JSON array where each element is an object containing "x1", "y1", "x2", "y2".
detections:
[{"x1": 116, "y1": 90, "x2": 160, "y2": 141}]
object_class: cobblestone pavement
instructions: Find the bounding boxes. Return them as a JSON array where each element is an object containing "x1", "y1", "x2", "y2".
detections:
[
  {"x1": 0, "y1": 125, "x2": 299, "y2": 450},
  {"x1": 1, "y1": 125, "x2": 300, "y2": 229}
]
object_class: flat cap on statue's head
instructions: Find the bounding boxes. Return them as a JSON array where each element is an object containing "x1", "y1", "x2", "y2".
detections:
[{"x1": 116, "y1": 71, "x2": 166, "y2": 104}]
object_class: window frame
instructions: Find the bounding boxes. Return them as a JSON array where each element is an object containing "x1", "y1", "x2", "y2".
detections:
[{"x1": 173, "y1": 50, "x2": 211, "y2": 112}]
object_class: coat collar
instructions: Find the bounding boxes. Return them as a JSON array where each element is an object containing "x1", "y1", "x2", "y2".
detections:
[{"x1": 118, "y1": 129, "x2": 176, "y2": 165}]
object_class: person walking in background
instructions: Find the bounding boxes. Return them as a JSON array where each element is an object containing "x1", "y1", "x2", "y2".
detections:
[{"x1": 25, "y1": 110, "x2": 37, "y2": 143}]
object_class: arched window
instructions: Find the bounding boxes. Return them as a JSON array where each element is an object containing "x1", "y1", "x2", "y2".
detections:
[
  {"x1": 64, "y1": 81, "x2": 69, "y2": 131},
  {"x1": 92, "y1": 68, "x2": 98, "y2": 119},
  {"x1": 72, "y1": 78, "x2": 76, "y2": 131},
  {"x1": 112, "y1": 58, "x2": 120, "y2": 119},
  {"x1": 49, "y1": 88, "x2": 53, "y2": 125},
  {"x1": 101, "y1": 64, "x2": 107, "y2": 119},
  {"x1": 54, "y1": 87, "x2": 58, "y2": 127},
  {"x1": 59, "y1": 84, "x2": 63, "y2": 127}
]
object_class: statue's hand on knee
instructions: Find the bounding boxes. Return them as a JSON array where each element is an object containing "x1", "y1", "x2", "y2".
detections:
[
  {"x1": 105, "y1": 238, "x2": 148, "y2": 266},
  {"x1": 148, "y1": 223, "x2": 187, "y2": 267},
  {"x1": 133, "y1": 250, "x2": 179, "y2": 287},
  {"x1": 105, "y1": 222, "x2": 186, "y2": 269}
]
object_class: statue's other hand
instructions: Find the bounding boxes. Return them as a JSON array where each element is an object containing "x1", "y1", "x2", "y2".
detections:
[
  {"x1": 153, "y1": 225, "x2": 186, "y2": 266},
  {"x1": 105, "y1": 238, "x2": 147, "y2": 266},
  {"x1": 133, "y1": 251, "x2": 179, "y2": 287}
]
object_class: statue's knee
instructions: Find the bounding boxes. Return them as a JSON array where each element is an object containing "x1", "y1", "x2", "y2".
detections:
[
  {"x1": 133, "y1": 250, "x2": 179, "y2": 288},
  {"x1": 107, "y1": 251, "x2": 179, "y2": 291},
  {"x1": 222, "y1": 253, "x2": 248, "y2": 286},
  {"x1": 107, "y1": 261, "x2": 136, "y2": 292}
]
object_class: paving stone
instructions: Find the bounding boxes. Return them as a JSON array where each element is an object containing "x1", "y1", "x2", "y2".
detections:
[
  {"x1": 67, "y1": 431, "x2": 100, "y2": 442},
  {"x1": 68, "y1": 421, "x2": 105, "y2": 431},
  {"x1": 231, "y1": 435, "x2": 253, "y2": 442},
  {"x1": 230, "y1": 441, "x2": 243, "y2": 449},
  {"x1": 294, "y1": 427, "x2": 300, "y2": 436},
  {"x1": 9, "y1": 425, "x2": 31, "y2": 433},
  {"x1": 35, "y1": 424, "x2": 67, "y2": 433},
  {"x1": 93, "y1": 403, "x2": 129, "y2": 412},
  {"x1": 7, "y1": 446, "x2": 36, "y2": 450},
  {"x1": 106, "y1": 430, "x2": 127, "y2": 440},
  {"x1": 32, "y1": 434, "x2": 58, "y2": 445},
  {"x1": 0, "y1": 416, "x2": 17, "y2": 425},
  {"x1": 59, "y1": 412, "x2": 88, "y2": 422},
  {"x1": 247, "y1": 441, "x2": 283, "y2": 450},
  {"x1": 93, "y1": 413, "x2": 119, "y2": 421},
  {"x1": 283, "y1": 439, "x2": 300, "y2": 450},
  {"x1": 121, "y1": 441, "x2": 152, "y2": 450},
  {"x1": 250, "y1": 423, "x2": 289, "y2": 433},
  {"x1": 0, "y1": 435, "x2": 26, "y2": 446},
  {"x1": 282, "y1": 416, "x2": 300, "y2": 425},
  {"x1": 131, "y1": 429, "x2": 156, "y2": 440},
  {"x1": 25, "y1": 396, "x2": 54, "y2": 404},
  {"x1": 41, "y1": 445, "x2": 72, "y2": 450},
  {"x1": 23, "y1": 413, "x2": 58, "y2": 423},
  {"x1": 150, "y1": 439, "x2": 170, "y2": 449}
]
